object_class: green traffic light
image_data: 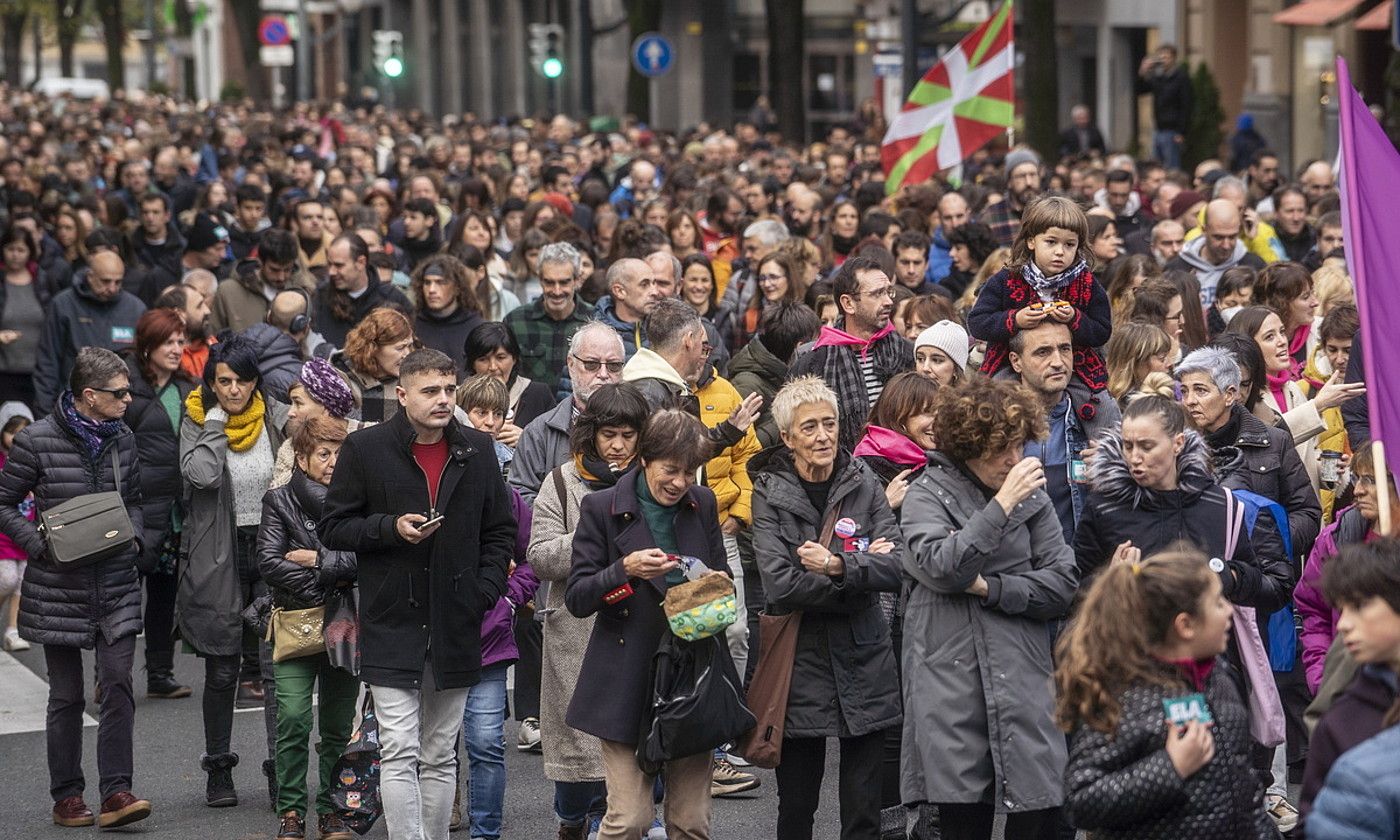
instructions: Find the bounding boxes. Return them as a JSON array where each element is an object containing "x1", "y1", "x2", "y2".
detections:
[
  {"x1": 383, "y1": 56, "x2": 404, "y2": 78},
  {"x1": 542, "y1": 55, "x2": 564, "y2": 79}
]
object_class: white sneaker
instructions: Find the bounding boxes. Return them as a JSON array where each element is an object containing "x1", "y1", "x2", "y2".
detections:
[
  {"x1": 1267, "y1": 794, "x2": 1299, "y2": 832},
  {"x1": 2, "y1": 628, "x2": 28, "y2": 651},
  {"x1": 517, "y1": 717, "x2": 542, "y2": 752}
]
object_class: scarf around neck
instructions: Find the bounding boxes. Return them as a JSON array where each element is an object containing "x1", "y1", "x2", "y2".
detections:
[
  {"x1": 811, "y1": 319, "x2": 910, "y2": 453},
  {"x1": 1022, "y1": 257, "x2": 1089, "y2": 303},
  {"x1": 575, "y1": 451, "x2": 627, "y2": 491},
  {"x1": 59, "y1": 390, "x2": 125, "y2": 462},
  {"x1": 852, "y1": 425, "x2": 927, "y2": 469},
  {"x1": 185, "y1": 389, "x2": 267, "y2": 453}
]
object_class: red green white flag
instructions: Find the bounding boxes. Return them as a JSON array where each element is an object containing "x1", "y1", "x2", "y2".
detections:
[{"x1": 881, "y1": 0, "x2": 1016, "y2": 194}]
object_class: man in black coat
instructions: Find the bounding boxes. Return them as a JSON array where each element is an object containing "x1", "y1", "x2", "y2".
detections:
[
  {"x1": 320, "y1": 348, "x2": 514, "y2": 839},
  {"x1": 1057, "y1": 104, "x2": 1108, "y2": 160},
  {"x1": 1135, "y1": 44, "x2": 1193, "y2": 170},
  {"x1": 312, "y1": 233, "x2": 412, "y2": 350}
]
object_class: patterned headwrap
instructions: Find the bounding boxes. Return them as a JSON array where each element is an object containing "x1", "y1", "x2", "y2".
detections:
[{"x1": 298, "y1": 357, "x2": 355, "y2": 419}]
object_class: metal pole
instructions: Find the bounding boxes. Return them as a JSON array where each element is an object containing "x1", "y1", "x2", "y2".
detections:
[
  {"x1": 578, "y1": 0, "x2": 593, "y2": 115},
  {"x1": 143, "y1": 0, "x2": 156, "y2": 88},
  {"x1": 901, "y1": 0, "x2": 918, "y2": 98},
  {"x1": 296, "y1": 0, "x2": 311, "y2": 102}
]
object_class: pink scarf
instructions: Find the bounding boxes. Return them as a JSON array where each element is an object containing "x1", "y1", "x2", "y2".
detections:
[
  {"x1": 852, "y1": 425, "x2": 927, "y2": 468},
  {"x1": 812, "y1": 321, "x2": 898, "y2": 359}
]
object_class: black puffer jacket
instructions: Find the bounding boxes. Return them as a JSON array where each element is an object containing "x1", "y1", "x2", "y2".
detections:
[
  {"x1": 1074, "y1": 430, "x2": 1294, "y2": 613},
  {"x1": 244, "y1": 321, "x2": 304, "y2": 404},
  {"x1": 121, "y1": 352, "x2": 194, "y2": 570},
  {"x1": 1064, "y1": 658, "x2": 1278, "y2": 839},
  {"x1": 1208, "y1": 403, "x2": 1321, "y2": 564},
  {"x1": 259, "y1": 467, "x2": 356, "y2": 610},
  {"x1": 0, "y1": 406, "x2": 145, "y2": 647}
]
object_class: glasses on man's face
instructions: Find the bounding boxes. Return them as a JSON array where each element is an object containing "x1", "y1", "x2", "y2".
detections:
[
  {"x1": 91, "y1": 387, "x2": 131, "y2": 400},
  {"x1": 571, "y1": 355, "x2": 624, "y2": 374},
  {"x1": 700, "y1": 342, "x2": 714, "y2": 357},
  {"x1": 856, "y1": 286, "x2": 896, "y2": 300}
]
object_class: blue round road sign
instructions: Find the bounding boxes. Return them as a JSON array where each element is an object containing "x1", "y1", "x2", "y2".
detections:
[
  {"x1": 631, "y1": 32, "x2": 673, "y2": 78},
  {"x1": 259, "y1": 16, "x2": 291, "y2": 47}
]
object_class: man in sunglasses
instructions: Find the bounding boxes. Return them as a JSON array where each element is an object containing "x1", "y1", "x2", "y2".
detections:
[
  {"x1": 34, "y1": 251, "x2": 147, "y2": 416},
  {"x1": 508, "y1": 321, "x2": 626, "y2": 505}
]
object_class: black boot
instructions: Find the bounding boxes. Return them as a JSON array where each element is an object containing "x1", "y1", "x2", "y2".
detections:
[
  {"x1": 262, "y1": 758, "x2": 278, "y2": 811},
  {"x1": 146, "y1": 651, "x2": 192, "y2": 699},
  {"x1": 202, "y1": 752, "x2": 239, "y2": 807}
]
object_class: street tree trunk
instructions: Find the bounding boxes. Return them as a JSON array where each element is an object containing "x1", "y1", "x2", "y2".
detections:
[
  {"x1": 95, "y1": 0, "x2": 122, "y2": 89},
  {"x1": 1, "y1": 7, "x2": 26, "y2": 88},
  {"x1": 624, "y1": 0, "x2": 661, "y2": 122},
  {"x1": 766, "y1": 0, "x2": 805, "y2": 144},
  {"x1": 1021, "y1": 0, "x2": 1058, "y2": 161},
  {"x1": 57, "y1": 0, "x2": 85, "y2": 78}
]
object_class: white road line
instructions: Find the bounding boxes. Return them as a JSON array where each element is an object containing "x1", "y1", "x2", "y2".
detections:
[{"x1": 0, "y1": 651, "x2": 96, "y2": 735}]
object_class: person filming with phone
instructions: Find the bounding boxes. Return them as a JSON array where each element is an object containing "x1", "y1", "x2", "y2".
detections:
[{"x1": 320, "y1": 347, "x2": 516, "y2": 840}]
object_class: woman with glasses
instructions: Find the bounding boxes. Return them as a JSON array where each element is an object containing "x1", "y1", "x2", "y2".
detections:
[{"x1": 715, "y1": 249, "x2": 806, "y2": 354}]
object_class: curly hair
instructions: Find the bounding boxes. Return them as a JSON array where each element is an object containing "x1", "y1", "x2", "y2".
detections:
[
  {"x1": 410, "y1": 254, "x2": 482, "y2": 316},
  {"x1": 1054, "y1": 545, "x2": 1219, "y2": 734},
  {"x1": 930, "y1": 376, "x2": 1047, "y2": 462},
  {"x1": 343, "y1": 308, "x2": 414, "y2": 380}
]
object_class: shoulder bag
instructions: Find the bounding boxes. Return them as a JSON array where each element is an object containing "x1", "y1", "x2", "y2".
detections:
[
  {"x1": 39, "y1": 447, "x2": 136, "y2": 569},
  {"x1": 1223, "y1": 488, "x2": 1287, "y2": 748}
]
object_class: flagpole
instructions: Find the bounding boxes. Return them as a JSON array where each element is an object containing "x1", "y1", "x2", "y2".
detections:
[
  {"x1": 1007, "y1": 6, "x2": 1016, "y2": 148},
  {"x1": 1379, "y1": 442, "x2": 1393, "y2": 536}
]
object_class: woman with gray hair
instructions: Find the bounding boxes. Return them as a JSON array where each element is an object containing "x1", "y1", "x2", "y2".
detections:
[
  {"x1": 0, "y1": 347, "x2": 153, "y2": 828},
  {"x1": 749, "y1": 374, "x2": 903, "y2": 840}
]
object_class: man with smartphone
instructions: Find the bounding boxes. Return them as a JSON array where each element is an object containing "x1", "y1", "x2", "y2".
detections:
[
  {"x1": 1135, "y1": 44, "x2": 1193, "y2": 170},
  {"x1": 320, "y1": 348, "x2": 516, "y2": 840}
]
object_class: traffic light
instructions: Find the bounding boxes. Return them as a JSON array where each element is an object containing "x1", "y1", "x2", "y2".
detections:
[
  {"x1": 372, "y1": 30, "x2": 404, "y2": 79},
  {"x1": 529, "y1": 23, "x2": 565, "y2": 79}
]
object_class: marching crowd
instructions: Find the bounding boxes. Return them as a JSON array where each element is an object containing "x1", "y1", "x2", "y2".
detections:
[{"x1": 0, "y1": 74, "x2": 1396, "y2": 840}]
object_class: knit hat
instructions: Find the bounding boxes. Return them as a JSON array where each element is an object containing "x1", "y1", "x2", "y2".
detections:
[
  {"x1": 297, "y1": 357, "x2": 355, "y2": 419},
  {"x1": 1003, "y1": 147, "x2": 1042, "y2": 177},
  {"x1": 1168, "y1": 189, "x2": 1206, "y2": 221},
  {"x1": 185, "y1": 213, "x2": 229, "y2": 253},
  {"x1": 915, "y1": 320, "x2": 970, "y2": 373}
]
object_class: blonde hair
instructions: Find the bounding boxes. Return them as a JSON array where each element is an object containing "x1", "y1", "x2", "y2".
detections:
[
  {"x1": 1312, "y1": 262, "x2": 1354, "y2": 316},
  {"x1": 1009, "y1": 195, "x2": 1091, "y2": 271},
  {"x1": 1105, "y1": 322, "x2": 1172, "y2": 402}
]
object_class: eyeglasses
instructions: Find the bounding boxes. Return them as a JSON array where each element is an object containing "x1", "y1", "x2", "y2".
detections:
[
  {"x1": 757, "y1": 273, "x2": 787, "y2": 285},
  {"x1": 90, "y1": 387, "x2": 131, "y2": 400},
  {"x1": 571, "y1": 355, "x2": 624, "y2": 374},
  {"x1": 1355, "y1": 474, "x2": 1378, "y2": 489},
  {"x1": 701, "y1": 341, "x2": 713, "y2": 357},
  {"x1": 855, "y1": 286, "x2": 896, "y2": 300}
]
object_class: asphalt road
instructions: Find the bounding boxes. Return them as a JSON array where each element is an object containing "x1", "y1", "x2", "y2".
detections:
[{"x1": 0, "y1": 645, "x2": 851, "y2": 840}]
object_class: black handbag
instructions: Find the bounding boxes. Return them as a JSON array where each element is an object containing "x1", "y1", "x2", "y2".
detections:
[
  {"x1": 636, "y1": 633, "x2": 756, "y2": 775},
  {"x1": 39, "y1": 448, "x2": 136, "y2": 569}
]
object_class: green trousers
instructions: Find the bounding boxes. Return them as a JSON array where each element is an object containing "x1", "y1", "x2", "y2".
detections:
[{"x1": 273, "y1": 651, "x2": 360, "y2": 816}]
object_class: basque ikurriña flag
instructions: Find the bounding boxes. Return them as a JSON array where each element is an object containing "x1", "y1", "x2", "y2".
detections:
[
  {"x1": 1335, "y1": 57, "x2": 1400, "y2": 453},
  {"x1": 880, "y1": 0, "x2": 1015, "y2": 194}
]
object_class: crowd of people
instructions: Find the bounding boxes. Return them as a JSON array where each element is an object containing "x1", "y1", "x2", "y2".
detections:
[{"x1": 0, "y1": 75, "x2": 1395, "y2": 840}]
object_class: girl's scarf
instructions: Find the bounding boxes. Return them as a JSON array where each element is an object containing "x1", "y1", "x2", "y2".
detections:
[
  {"x1": 1157, "y1": 656, "x2": 1217, "y2": 692},
  {"x1": 1266, "y1": 369, "x2": 1293, "y2": 415},
  {"x1": 184, "y1": 389, "x2": 267, "y2": 453},
  {"x1": 1288, "y1": 322, "x2": 1311, "y2": 379},
  {"x1": 574, "y1": 452, "x2": 626, "y2": 491},
  {"x1": 1021, "y1": 257, "x2": 1089, "y2": 303},
  {"x1": 852, "y1": 425, "x2": 927, "y2": 469},
  {"x1": 59, "y1": 390, "x2": 125, "y2": 462}
]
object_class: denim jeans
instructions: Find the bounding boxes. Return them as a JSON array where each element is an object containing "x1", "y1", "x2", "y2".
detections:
[
  {"x1": 375, "y1": 661, "x2": 470, "y2": 840},
  {"x1": 554, "y1": 780, "x2": 606, "y2": 828},
  {"x1": 462, "y1": 663, "x2": 509, "y2": 839},
  {"x1": 1153, "y1": 129, "x2": 1182, "y2": 170}
]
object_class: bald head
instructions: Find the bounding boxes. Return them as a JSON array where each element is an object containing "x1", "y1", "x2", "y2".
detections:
[
  {"x1": 1202, "y1": 199, "x2": 1242, "y2": 265},
  {"x1": 270, "y1": 290, "x2": 310, "y2": 334},
  {"x1": 182, "y1": 269, "x2": 217, "y2": 301},
  {"x1": 87, "y1": 251, "x2": 126, "y2": 301},
  {"x1": 1301, "y1": 160, "x2": 1336, "y2": 202}
]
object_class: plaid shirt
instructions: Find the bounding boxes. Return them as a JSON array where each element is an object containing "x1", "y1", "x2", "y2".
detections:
[
  {"x1": 979, "y1": 199, "x2": 1023, "y2": 249},
  {"x1": 504, "y1": 296, "x2": 595, "y2": 393}
]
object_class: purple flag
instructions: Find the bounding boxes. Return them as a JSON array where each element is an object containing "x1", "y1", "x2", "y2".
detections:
[{"x1": 1336, "y1": 57, "x2": 1400, "y2": 448}]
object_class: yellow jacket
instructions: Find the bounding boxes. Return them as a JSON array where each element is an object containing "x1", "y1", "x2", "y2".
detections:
[
  {"x1": 1300, "y1": 347, "x2": 1352, "y2": 523},
  {"x1": 1186, "y1": 207, "x2": 1284, "y2": 263},
  {"x1": 695, "y1": 369, "x2": 760, "y2": 526}
]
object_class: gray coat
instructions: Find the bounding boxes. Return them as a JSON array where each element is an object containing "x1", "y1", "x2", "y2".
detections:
[
  {"x1": 176, "y1": 399, "x2": 287, "y2": 656},
  {"x1": 528, "y1": 461, "x2": 604, "y2": 783},
  {"x1": 750, "y1": 447, "x2": 904, "y2": 739},
  {"x1": 509, "y1": 397, "x2": 573, "y2": 504},
  {"x1": 899, "y1": 451, "x2": 1077, "y2": 812}
]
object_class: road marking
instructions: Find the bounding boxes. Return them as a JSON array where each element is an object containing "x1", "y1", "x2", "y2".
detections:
[{"x1": 0, "y1": 651, "x2": 96, "y2": 735}]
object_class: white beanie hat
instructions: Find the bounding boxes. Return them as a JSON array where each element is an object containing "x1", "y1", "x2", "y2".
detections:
[{"x1": 915, "y1": 320, "x2": 970, "y2": 373}]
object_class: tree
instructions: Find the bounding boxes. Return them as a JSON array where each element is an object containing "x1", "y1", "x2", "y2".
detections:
[
  {"x1": 766, "y1": 0, "x2": 804, "y2": 143},
  {"x1": 1183, "y1": 62, "x2": 1225, "y2": 169},
  {"x1": 94, "y1": 0, "x2": 121, "y2": 88},
  {"x1": 56, "y1": 0, "x2": 85, "y2": 78},
  {"x1": 0, "y1": 1, "x2": 28, "y2": 87},
  {"x1": 624, "y1": 0, "x2": 661, "y2": 122},
  {"x1": 1021, "y1": 0, "x2": 1058, "y2": 162}
]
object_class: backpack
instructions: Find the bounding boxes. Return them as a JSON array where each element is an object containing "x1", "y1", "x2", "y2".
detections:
[{"x1": 1227, "y1": 487, "x2": 1297, "y2": 671}]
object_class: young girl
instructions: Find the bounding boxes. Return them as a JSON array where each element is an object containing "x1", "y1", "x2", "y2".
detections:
[
  {"x1": 0, "y1": 411, "x2": 33, "y2": 651},
  {"x1": 1056, "y1": 547, "x2": 1277, "y2": 839},
  {"x1": 1299, "y1": 539, "x2": 1400, "y2": 826},
  {"x1": 968, "y1": 195, "x2": 1113, "y2": 401}
]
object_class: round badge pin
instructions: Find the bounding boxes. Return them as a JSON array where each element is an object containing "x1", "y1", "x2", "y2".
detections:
[
  {"x1": 1208, "y1": 557, "x2": 1225, "y2": 573},
  {"x1": 834, "y1": 517, "x2": 858, "y2": 538}
]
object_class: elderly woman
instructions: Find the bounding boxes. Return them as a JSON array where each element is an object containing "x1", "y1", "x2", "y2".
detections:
[
  {"x1": 271, "y1": 357, "x2": 363, "y2": 488},
  {"x1": 900, "y1": 376, "x2": 1077, "y2": 840},
  {"x1": 0, "y1": 348, "x2": 152, "y2": 829},
  {"x1": 331, "y1": 308, "x2": 415, "y2": 424},
  {"x1": 257, "y1": 416, "x2": 358, "y2": 840},
  {"x1": 750, "y1": 375, "x2": 904, "y2": 840},
  {"x1": 179, "y1": 334, "x2": 290, "y2": 808},
  {"x1": 565, "y1": 409, "x2": 729, "y2": 840},
  {"x1": 529, "y1": 383, "x2": 649, "y2": 839}
]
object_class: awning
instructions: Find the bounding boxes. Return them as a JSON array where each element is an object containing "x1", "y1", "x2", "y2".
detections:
[
  {"x1": 1272, "y1": 0, "x2": 1366, "y2": 26},
  {"x1": 1356, "y1": 0, "x2": 1392, "y2": 29}
]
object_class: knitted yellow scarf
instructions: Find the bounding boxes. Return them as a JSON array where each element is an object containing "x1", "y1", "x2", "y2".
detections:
[{"x1": 185, "y1": 390, "x2": 267, "y2": 453}]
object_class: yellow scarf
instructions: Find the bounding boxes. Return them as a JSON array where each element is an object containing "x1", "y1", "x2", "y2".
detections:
[{"x1": 185, "y1": 390, "x2": 267, "y2": 453}]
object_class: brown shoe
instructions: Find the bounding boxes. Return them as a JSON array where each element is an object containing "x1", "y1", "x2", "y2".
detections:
[
  {"x1": 556, "y1": 823, "x2": 586, "y2": 840},
  {"x1": 317, "y1": 812, "x2": 352, "y2": 840},
  {"x1": 98, "y1": 791, "x2": 151, "y2": 829},
  {"x1": 236, "y1": 680, "x2": 266, "y2": 707},
  {"x1": 277, "y1": 811, "x2": 305, "y2": 839},
  {"x1": 52, "y1": 796, "x2": 95, "y2": 827}
]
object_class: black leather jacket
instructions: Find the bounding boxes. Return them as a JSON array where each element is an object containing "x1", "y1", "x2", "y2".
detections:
[{"x1": 258, "y1": 467, "x2": 356, "y2": 610}]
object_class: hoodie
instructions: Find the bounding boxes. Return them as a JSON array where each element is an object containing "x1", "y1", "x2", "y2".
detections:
[
  {"x1": 592, "y1": 294, "x2": 646, "y2": 359},
  {"x1": 622, "y1": 348, "x2": 744, "y2": 452},
  {"x1": 728, "y1": 338, "x2": 789, "y2": 448},
  {"x1": 1168, "y1": 237, "x2": 1266, "y2": 306}
]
